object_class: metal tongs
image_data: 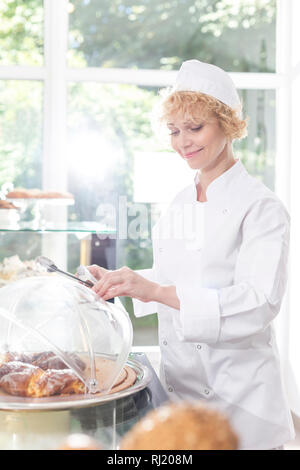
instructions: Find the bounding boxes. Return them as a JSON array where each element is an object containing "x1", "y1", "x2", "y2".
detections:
[{"x1": 36, "y1": 256, "x2": 94, "y2": 288}]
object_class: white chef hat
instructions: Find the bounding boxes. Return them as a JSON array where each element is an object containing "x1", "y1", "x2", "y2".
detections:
[{"x1": 172, "y1": 59, "x2": 241, "y2": 114}]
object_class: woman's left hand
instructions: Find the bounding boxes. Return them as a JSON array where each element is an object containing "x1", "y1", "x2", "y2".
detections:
[{"x1": 91, "y1": 266, "x2": 159, "y2": 302}]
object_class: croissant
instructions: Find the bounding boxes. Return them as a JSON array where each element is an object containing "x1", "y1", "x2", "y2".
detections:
[
  {"x1": 1, "y1": 352, "x2": 34, "y2": 366},
  {"x1": 0, "y1": 361, "x2": 85, "y2": 397},
  {"x1": 31, "y1": 351, "x2": 86, "y2": 372},
  {"x1": 2, "y1": 351, "x2": 86, "y2": 372},
  {"x1": 0, "y1": 361, "x2": 36, "y2": 379}
]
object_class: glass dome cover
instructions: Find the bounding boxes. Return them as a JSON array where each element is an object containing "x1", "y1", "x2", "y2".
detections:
[{"x1": 0, "y1": 276, "x2": 133, "y2": 396}]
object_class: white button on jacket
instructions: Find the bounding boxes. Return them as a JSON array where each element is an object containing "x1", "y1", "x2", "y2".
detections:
[{"x1": 133, "y1": 160, "x2": 295, "y2": 450}]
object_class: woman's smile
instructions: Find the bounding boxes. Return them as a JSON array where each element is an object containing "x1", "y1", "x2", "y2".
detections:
[{"x1": 183, "y1": 147, "x2": 204, "y2": 159}]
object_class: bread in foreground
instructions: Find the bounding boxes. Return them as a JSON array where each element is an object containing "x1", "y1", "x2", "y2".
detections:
[{"x1": 120, "y1": 402, "x2": 239, "y2": 450}]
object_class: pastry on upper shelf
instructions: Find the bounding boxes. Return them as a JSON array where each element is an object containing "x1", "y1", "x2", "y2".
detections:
[
  {"x1": 120, "y1": 402, "x2": 239, "y2": 450},
  {"x1": 0, "y1": 200, "x2": 19, "y2": 210},
  {"x1": 6, "y1": 188, "x2": 74, "y2": 199},
  {"x1": 38, "y1": 191, "x2": 74, "y2": 199},
  {"x1": 6, "y1": 188, "x2": 41, "y2": 198}
]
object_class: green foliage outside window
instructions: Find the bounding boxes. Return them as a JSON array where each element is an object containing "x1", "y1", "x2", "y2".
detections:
[
  {"x1": 68, "y1": 0, "x2": 276, "y2": 73},
  {"x1": 0, "y1": 0, "x2": 43, "y2": 66}
]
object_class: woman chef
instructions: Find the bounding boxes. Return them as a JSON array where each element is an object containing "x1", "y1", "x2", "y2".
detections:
[{"x1": 88, "y1": 60, "x2": 295, "y2": 450}]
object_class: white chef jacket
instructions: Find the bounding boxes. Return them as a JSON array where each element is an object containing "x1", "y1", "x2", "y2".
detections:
[{"x1": 133, "y1": 159, "x2": 295, "y2": 450}]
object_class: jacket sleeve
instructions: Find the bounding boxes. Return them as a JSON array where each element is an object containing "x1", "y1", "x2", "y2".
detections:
[
  {"x1": 132, "y1": 268, "x2": 158, "y2": 317},
  {"x1": 173, "y1": 198, "x2": 290, "y2": 344}
]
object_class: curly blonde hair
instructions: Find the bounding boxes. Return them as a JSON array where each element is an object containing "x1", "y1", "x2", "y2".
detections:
[{"x1": 157, "y1": 90, "x2": 248, "y2": 141}]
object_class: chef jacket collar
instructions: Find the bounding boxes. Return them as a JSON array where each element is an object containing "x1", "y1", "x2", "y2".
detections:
[{"x1": 193, "y1": 159, "x2": 246, "y2": 203}]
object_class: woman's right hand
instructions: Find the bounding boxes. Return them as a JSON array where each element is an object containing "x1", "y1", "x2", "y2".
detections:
[{"x1": 86, "y1": 264, "x2": 111, "y2": 281}]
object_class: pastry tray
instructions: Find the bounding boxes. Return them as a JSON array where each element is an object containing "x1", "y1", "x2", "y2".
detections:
[
  {"x1": 6, "y1": 198, "x2": 74, "y2": 207},
  {"x1": 0, "y1": 358, "x2": 151, "y2": 411}
]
